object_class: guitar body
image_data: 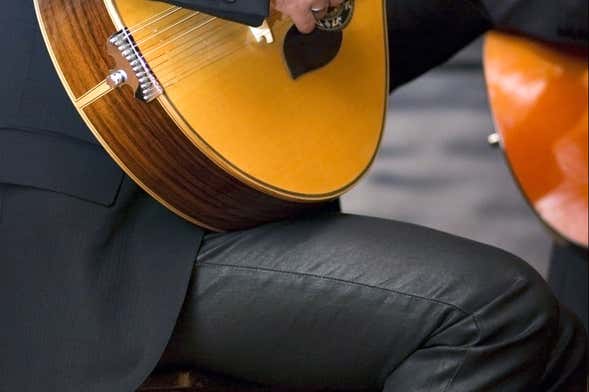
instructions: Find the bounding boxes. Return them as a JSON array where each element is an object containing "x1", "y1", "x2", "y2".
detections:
[
  {"x1": 484, "y1": 32, "x2": 588, "y2": 248},
  {"x1": 34, "y1": 0, "x2": 388, "y2": 231}
]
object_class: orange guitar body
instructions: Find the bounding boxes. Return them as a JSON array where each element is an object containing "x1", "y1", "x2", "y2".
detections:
[{"x1": 484, "y1": 32, "x2": 588, "y2": 248}]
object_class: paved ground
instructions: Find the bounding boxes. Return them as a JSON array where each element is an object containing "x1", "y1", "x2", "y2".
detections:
[{"x1": 341, "y1": 41, "x2": 554, "y2": 276}]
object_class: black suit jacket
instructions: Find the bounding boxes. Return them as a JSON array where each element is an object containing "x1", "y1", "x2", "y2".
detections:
[
  {"x1": 0, "y1": 0, "x2": 586, "y2": 391},
  {"x1": 0, "y1": 3, "x2": 203, "y2": 391}
]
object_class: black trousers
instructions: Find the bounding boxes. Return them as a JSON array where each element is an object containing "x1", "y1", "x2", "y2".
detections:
[{"x1": 157, "y1": 213, "x2": 587, "y2": 391}]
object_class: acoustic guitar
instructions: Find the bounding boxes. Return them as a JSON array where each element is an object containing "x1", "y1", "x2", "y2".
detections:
[
  {"x1": 484, "y1": 32, "x2": 588, "y2": 248},
  {"x1": 34, "y1": 0, "x2": 388, "y2": 231}
]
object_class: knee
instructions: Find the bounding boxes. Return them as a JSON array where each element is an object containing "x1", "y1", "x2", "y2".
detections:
[
  {"x1": 563, "y1": 307, "x2": 588, "y2": 353},
  {"x1": 512, "y1": 263, "x2": 559, "y2": 336},
  {"x1": 446, "y1": 249, "x2": 587, "y2": 388},
  {"x1": 471, "y1": 248, "x2": 561, "y2": 346}
]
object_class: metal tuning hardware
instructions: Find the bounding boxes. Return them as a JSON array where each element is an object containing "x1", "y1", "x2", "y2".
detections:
[
  {"x1": 106, "y1": 29, "x2": 163, "y2": 103},
  {"x1": 487, "y1": 132, "x2": 501, "y2": 147}
]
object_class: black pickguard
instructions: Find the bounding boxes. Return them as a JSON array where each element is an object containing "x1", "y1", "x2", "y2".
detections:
[{"x1": 283, "y1": 27, "x2": 343, "y2": 80}]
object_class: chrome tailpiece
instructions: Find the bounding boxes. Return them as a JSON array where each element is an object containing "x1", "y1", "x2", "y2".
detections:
[{"x1": 106, "y1": 29, "x2": 163, "y2": 103}]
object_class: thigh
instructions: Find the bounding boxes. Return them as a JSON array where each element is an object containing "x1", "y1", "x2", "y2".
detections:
[{"x1": 159, "y1": 212, "x2": 545, "y2": 390}]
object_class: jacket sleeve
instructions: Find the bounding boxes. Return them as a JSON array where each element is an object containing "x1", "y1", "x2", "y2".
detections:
[
  {"x1": 158, "y1": 0, "x2": 269, "y2": 26},
  {"x1": 387, "y1": 0, "x2": 587, "y2": 91},
  {"x1": 387, "y1": 0, "x2": 491, "y2": 91},
  {"x1": 481, "y1": 0, "x2": 588, "y2": 47}
]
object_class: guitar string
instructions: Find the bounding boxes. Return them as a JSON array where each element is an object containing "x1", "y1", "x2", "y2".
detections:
[
  {"x1": 141, "y1": 11, "x2": 286, "y2": 71},
  {"x1": 106, "y1": 8, "x2": 260, "y2": 87},
  {"x1": 161, "y1": 46, "x2": 243, "y2": 88},
  {"x1": 156, "y1": 18, "x2": 290, "y2": 86},
  {"x1": 127, "y1": 16, "x2": 235, "y2": 83},
  {"x1": 115, "y1": 8, "x2": 201, "y2": 54},
  {"x1": 147, "y1": 22, "x2": 226, "y2": 70},
  {"x1": 141, "y1": 17, "x2": 218, "y2": 57},
  {"x1": 152, "y1": 24, "x2": 236, "y2": 69},
  {"x1": 122, "y1": 7, "x2": 280, "y2": 55},
  {"x1": 133, "y1": 11, "x2": 201, "y2": 46},
  {"x1": 159, "y1": 49, "x2": 238, "y2": 87},
  {"x1": 127, "y1": 6, "x2": 181, "y2": 34},
  {"x1": 154, "y1": 23, "x2": 245, "y2": 83},
  {"x1": 160, "y1": 36, "x2": 247, "y2": 87},
  {"x1": 151, "y1": 16, "x2": 290, "y2": 85},
  {"x1": 151, "y1": 20, "x2": 264, "y2": 81},
  {"x1": 120, "y1": 9, "x2": 289, "y2": 86},
  {"x1": 135, "y1": 12, "x2": 224, "y2": 60}
]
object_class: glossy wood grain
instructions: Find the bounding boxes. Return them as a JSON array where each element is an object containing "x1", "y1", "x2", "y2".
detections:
[
  {"x1": 84, "y1": 78, "x2": 321, "y2": 230},
  {"x1": 484, "y1": 31, "x2": 588, "y2": 247},
  {"x1": 36, "y1": 0, "x2": 112, "y2": 98},
  {"x1": 113, "y1": 0, "x2": 388, "y2": 198},
  {"x1": 35, "y1": 0, "x2": 333, "y2": 230},
  {"x1": 35, "y1": 0, "x2": 387, "y2": 230}
]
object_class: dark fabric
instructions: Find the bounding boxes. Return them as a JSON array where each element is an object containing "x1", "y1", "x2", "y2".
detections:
[
  {"x1": 0, "y1": 128, "x2": 123, "y2": 206},
  {"x1": 548, "y1": 243, "x2": 589, "y2": 334},
  {"x1": 0, "y1": 2, "x2": 101, "y2": 145},
  {"x1": 0, "y1": 178, "x2": 203, "y2": 392},
  {"x1": 481, "y1": 0, "x2": 588, "y2": 47},
  {"x1": 1, "y1": 0, "x2": 588, "y2": 391},
  {"x1": 0, "y1": 2, "x2": 205, "y2": 391},
  {"x1": 158, "y1": 213, "x2": 588, "y2": 391},
  {"x1": 387, "y1": 0, "x2": 588, "y2": 91},
  {"x1": 387, "y1": 0, "x2": 491, "y2": 91}
]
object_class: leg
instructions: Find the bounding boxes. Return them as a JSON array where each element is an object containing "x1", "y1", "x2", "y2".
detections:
[
  {"x1": 548, "y1": 242, "x2": 588, "y2": 333},
  {"x1": 158, "y1": 213, "x2": 587, "y2": 391}
]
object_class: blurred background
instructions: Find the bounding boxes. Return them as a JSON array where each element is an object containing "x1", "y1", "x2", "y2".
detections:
[{"x1": 341, "y1": 39, "x2": 554, "y2": 277}]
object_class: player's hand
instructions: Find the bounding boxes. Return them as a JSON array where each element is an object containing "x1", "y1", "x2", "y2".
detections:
[{"x1": 273, "y1": 0, "x2": 343, "y2": 33}]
